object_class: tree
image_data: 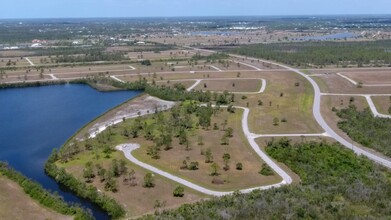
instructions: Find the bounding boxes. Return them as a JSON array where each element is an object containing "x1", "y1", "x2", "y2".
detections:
[
  {"x1": 173, "y1": 186, "x2": 185, "y2": 197},
  {"x1": 225, "y1": 127, "x2": 233, "y2": 137},
  {"x1": 188, "y1": 161, "x2": 199, "y2": 170},
  {"x1": 210, "y1": 163, "x2": 220, "y2": 176},
  {"x1": 111, "y1": 159, "x2": 120, "y2": 177},
  {"x1": 104, "y1": 176, "x2": 118, "y2": 192},
  {"x1": 143, "y1": 173, "x2": 155, "y2": 188},
  {"x1": 273, "y1": 117, "x2": 280, "y2": 126},
  {"x1": 222, "y1": 153, "x2": 231, "y2": 171},
  {"x1": 259, "y1": 163, "x2": 274, "y2": 176},
  {"x1": 96, "y1": 165, "x2": 106, "y2": 182},
  {"x1": 205, "y1": 148, "x2": 213, "y2": 163},
  {"x1": 83, "y1": 162, "x2": 95, "y2": 183},
  {"x1": 147, "y1": 145, "x2": 160, "y2": 159},
  {"x1": 236, "y1": 162, "x2": 243, "y2": 170},
  {"x1": 118, "y1": 159, "x2": 127, "y2": 176},
  {"x1": 221, "y1": 135, "x2": 229, "y2": 145}
]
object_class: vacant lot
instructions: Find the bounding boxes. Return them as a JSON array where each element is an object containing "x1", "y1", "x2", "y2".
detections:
[
  {"x1": 155, "y1": 80, "x2": 196, "y2": 89},
  {"x1": 371, "y1": 96, "x2": 391, "y2": 115},
  {"x1": 193, "y1": 79, "x2": 262, "y2": 92},
  {"x1": 59, "y1": 152, "x2": 206, "y2": 217},
  {"x1": 126, "y1": 50, "x2": 193, "y2": 60},
  {"x1": 132, "y1": 109, "x2": 281, "y2": 191},
  {"x1": 240, "y1": 72, "x2": 323, "y2": 134},
  {"x1": 0, "y1": 176, "x2": 71, "y2": 220},
  {"x1": 342, "y1": 71, "x2": 391, "y2": 84},
  {"x1": 0, "y1": 57, "x2": 30, "y2": 67},
  {"x1": 310, "y1": 73, "x2": 391, "y2": 94}
]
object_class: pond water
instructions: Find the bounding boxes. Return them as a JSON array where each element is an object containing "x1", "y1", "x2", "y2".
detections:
[{"x1": 0, "y1": 84, "x2": 142, "y2": 219}]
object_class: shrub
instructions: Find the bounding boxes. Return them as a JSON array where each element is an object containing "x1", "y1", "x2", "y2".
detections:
[{"x1": 173, "y1": 186, "x2": 185, "y2": 197}]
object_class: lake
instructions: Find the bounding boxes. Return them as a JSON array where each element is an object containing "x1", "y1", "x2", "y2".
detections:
[{"x1": 0, "y1": 84, "x2": 142, "y2": 219}]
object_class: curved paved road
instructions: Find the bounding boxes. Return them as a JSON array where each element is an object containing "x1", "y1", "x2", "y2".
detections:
[
  {"x1": 184, "y1": 78, "x2": 267, "y2": 94},
  {"x1": 116, "y1": 105, "x2": 292, "y2": 196},
  {"x1": 224, "y1": 51, "x2": 391, "y2": 168}
]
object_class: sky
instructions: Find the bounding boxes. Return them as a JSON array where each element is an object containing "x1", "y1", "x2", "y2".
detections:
[{"x1": 0, "y1": 0, "x2": 390, "y2": 19}]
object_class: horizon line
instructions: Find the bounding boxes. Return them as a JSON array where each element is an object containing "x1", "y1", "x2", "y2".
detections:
[{"x1": 1, "y1": 13, "x2": 391, "y2": 20}]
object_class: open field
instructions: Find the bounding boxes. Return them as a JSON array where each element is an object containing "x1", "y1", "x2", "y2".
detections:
[
  {"x1": 0, "y1": 176, "x2": 71, "y2": 220},
  {"x1": 193, "y1": 78, "x2": 262, "y2": 92},
  {"x1": 342, "y1": 71, "x2": 391, "y2": 84},
  {"x1": 126, "y1": 50, "x2": 194, "y2": 60},
  {"x1": 0, "y1": 57, "x2": 30, "y2": 67},
  {"x1": 132, "y1": 109, "x2": 282, "y2": 191},
  {"x1": 58, "y1": 152, "x2": 206, "y2": 217},
  {"x1": 155, "y1": 80, "x2": 196, "y2": 89},
  {"x1": 371, "y1": 96, "x2": 391, "y2": 115},
  {"x1": 239, "y1": 72, "x2": 323, "y2": 134},
  {"x1": 118, "y1": 70, "x2": 290, "y2": 83}
]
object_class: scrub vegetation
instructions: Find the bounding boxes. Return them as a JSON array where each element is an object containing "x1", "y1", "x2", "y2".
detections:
[{"x1": 142, "y1": 139, "x2": 391, "y2": 219}]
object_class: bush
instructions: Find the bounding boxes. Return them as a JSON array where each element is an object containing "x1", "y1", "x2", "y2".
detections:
[
  {"x1": 143, "y1": 173, "x2": 155, "y2": 188},
  {"x1": 236, "y1": 163, "x2": 243, "y2": 170},
  {"x1": 259, "y1": 163, "x2": 274, "y2": 176},
  {"x1": 173, "y1": 186, "x2": 185, "y2": 197}
]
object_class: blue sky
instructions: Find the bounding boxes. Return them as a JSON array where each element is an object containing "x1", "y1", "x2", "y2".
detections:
[{"x1": 1, "y1": 0, "x2": 390, "y2": 19}]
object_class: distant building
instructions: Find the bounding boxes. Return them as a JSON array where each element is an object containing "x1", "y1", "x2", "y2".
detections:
[{"x1": 136, "y1": 41, "x2": 146, "y2": 45}]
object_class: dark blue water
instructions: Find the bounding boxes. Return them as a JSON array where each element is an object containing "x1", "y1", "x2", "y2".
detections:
[{"x1": 0, "y1": 84, "x2": 142, "y2": 219}]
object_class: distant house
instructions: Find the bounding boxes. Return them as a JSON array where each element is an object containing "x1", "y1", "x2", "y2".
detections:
[{"x1": 136, "y1": 41, "x2": 146, "y2": 45}]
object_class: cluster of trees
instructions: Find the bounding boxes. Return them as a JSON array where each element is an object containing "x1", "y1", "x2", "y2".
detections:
[
  {"x1": 145, "y1": 84, "x2": 234, "y2": 104},
  {"x1": 230, "y1": 40, "x2": 391, "y2": 67},
  {"x1": 0, "y1": 162, "x2": 93, "y2": 220},
  {"x1": 191, "y1": 52, "x2": 230, "y2": 63},
  {"x1": 83, "y1": 159, "x2": 130, "y2": 193},
  {"x1": 124, "y1": 101, "x2": 219, "y2": 160},
  {"x1": 45, "y1": 152, "x2": 126, "y2": 219},
  {"x1": 143, "y1": 139, "x2": 391, "y2": 219},
  {"x1": 337, "y1": 105, "x2": 391, "y2": 157}
]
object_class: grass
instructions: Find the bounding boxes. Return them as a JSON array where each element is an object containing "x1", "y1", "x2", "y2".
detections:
[
  {"x1": 131, "y1": 109, "x2": 281, "y2": 191},
  {"x1": 0, "y1": 176, "x2": 71, "y2": 220},
  {"x1": 57, "y1": 150, "x2": 206, "y2": 217},
  {"x1": 243, "y1": 72, "x2": 323, "y2": 134},
  {"x1": 193, "y1": 79, "x2": 263, "y2": 93},
  {"x1": 371, "y1": 96, "x2": 391, "y2": 115}
]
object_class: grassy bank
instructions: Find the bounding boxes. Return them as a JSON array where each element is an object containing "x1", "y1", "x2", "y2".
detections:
[{"x1": 0, "y1": 162, "x2": 92, "y2": 220}]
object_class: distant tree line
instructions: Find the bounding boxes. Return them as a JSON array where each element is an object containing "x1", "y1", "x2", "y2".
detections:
[
  {"x1": 0, "y1": 80, "x2": 67, "y2": 89},
  {"x1": 230, "y1": 40, "x2": 391, "y2": 67},
  {"x1": 0, "y1": 162, "x2": 93, "y2": 220}
]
